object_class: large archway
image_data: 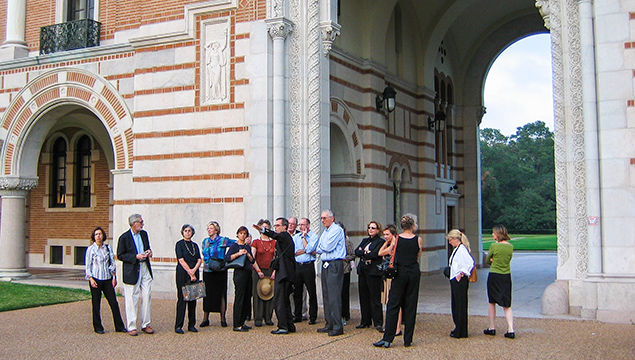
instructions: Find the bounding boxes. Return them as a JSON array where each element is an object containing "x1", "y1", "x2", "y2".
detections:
[{"x1": 0, "y1": 68, "x2": 132, "y2": 277}]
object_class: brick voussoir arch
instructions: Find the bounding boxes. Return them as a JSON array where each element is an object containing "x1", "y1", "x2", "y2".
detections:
[{"x1": 1, "y1": 68, "x2": 134, "y2": 176}]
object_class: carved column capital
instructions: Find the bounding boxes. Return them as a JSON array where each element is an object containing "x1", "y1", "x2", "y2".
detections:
[
  {"x1": 0, "y1": 177, "x2": 38, "y2": 194},
  {"x1": 320, "y1": 21, "x2": 341, "y2": 56},
  {"x1": 266, "y1": 18, "x2": 294, "y2": 40},
  {"x1": 535, "y1": 0, "x2": 551, "y2": 29}
]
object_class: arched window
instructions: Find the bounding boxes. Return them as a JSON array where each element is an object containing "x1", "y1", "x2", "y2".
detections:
[
  {"x1": 74, "y1": 135, "x2": 92, "y2": 207},
  {"x1": 50, "y1": 138, "x2": 67, "y2": 207}
]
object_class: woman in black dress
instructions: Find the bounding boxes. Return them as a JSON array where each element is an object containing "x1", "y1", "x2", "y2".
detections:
[
  {"x1": 373, "y1": 214, "x2": 423, "y2": 348},
  {"x1": 174, "y1": 224, "x2": 203, "y2": 334},
  {"x1": 355, "y1": 221, "x2": 385, "y2": 332},
  {"x1": 225, "y1": 226, "x2": 255, "y2": 332}
]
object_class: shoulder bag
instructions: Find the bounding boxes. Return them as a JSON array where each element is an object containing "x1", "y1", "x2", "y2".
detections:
[
  {"x1": 382, "y1": 236, "x2": 399, "y2": 279},
  {"x1": 270, "y1": 237, "x2": 293, "y2": 271}
]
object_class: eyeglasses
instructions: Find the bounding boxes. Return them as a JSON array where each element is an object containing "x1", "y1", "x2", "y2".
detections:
[
  {"x1": 274, "y1": 224, "x2": 283, "y2": 227},
  {"x1": 368, "y1": 226, "x2": 377, "y2": 230}
]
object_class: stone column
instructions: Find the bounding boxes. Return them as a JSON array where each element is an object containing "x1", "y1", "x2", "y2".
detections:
[
  {"x1": 266, "y1": 18, "x2": 293, "y2": 217},
  {"x1": 0, "y1": 178, "x2": 38, "y2": 279},
  {"x1": 0, "y1": 0, "x2": 29, "y2": 59},
  {"x1": 578, "y1": 0, "x2": 603, "y2": 276}
]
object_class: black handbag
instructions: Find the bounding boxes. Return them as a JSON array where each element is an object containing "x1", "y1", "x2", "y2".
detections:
[
  {"x1": 226, "y1": 254, "x2": 247, "y2": 269},
  {"x1": 443, "y1": 266, "x2": 451, "y2": 278},
  {"x1": 206, "y1": 258, "x2": 226, "y2": 272},
  {"x1": 382, "y1": 236, "x2": 399, "y2": 279}
]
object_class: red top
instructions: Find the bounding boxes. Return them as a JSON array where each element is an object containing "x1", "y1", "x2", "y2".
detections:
[{"x1": 252, "y1": 238, "x2": 277, "y2": 270}]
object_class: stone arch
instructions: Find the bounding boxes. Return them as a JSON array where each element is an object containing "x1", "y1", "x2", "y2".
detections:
[
  {"x1": 329, "y1": 98, "x2": 363, "y2": 176},
  {"x1": 0, "y1": 67, "x2": 134, "y2": 179}
]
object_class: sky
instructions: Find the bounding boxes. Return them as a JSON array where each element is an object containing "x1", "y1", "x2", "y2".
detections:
[{"x1": 481, "y1": 34, "x2": 553, "y2": 137}]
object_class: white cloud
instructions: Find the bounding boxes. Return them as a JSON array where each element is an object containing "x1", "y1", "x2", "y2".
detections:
[{"x1": 482, "y1": 34, "x2": 553, "y2": 136}]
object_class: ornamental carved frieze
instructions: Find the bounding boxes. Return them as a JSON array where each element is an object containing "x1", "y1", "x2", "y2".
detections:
[{"x1": 0, "y1": 177, "x2": 38, "y2": 192}]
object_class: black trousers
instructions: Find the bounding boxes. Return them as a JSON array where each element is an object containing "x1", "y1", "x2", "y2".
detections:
[
  {"x1": 450, "y1": 276, "x2": 470, "y2": 337},
  {"x1": 232, "y1": 268, "x2": 253, "y2": 328},
  {"x1": 358, "y1": 271, "x2": 383, "y2": 327},
  {"x1": 382, "y1": 266, "x2": 420, "y2": 345},
  {"x1": 175, "y1": 281, "x2": 197, "y2": 330},
  {"x1": 89, "y1": 279, "x2": 125, "y2": 332},
  {"x1": 274, "y1": 278, "x2": 295, "y2": 331},
  {"x1": 293, "y1": 261, "x2": 318, "y2": 321},
  {"x1": 341, "y1": 272, "x2": 351, "y2": 320}
]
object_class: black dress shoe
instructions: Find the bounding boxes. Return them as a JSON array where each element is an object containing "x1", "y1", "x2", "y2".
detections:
[
  {"x1": 317, "y1": 327, "x2": 332, "y2": 333},
  {"x1": 175, "y1": 328, "x2": 184, "y2": 334},
  {"x1": 355, "y1": 324, "x2": 370, "y2": 329},
  {"x1": 255, "y1": 322, "x2": 262, "y2": 327},
  {"x1": 395, "y1": 331, "x2": 402, "y2": 336},
  {"x1": 220, "y1": 321, "x2": 228, "y2": 328},
  {"x1": 404, "y1": 341, "x2": 412, "y2": 347},
  {"x1": 271, "y1": 328, "x2": 289, "y2": 334},
  {"x1": 328, "y1": 329, "x2": 344, "y2": 336},
  {"x1": 373, "y1": 340, "x2": 390, "y2": 348},
  {"x1": 504, "y1": 332, "x2": 515, "y2": 339},
  {"x1": 233, "y1": 327, "x2": 248, "y2": 332},
  {"x1": 484, "y1": 328, "x2": 496, "y2": 336},
  {"x1": 265, "y1": 321, "x2": 275, "y2": 326},
  {"x1": 375, "y1": 326, "x2": 384, "y2": 333},
  {"x1": 199, "y1": 320, "x2": 210, "y2": 327},
  {"x1": 94, "y1": 329, "x2": 105, "y2": 334},
  {"x1": 115, "y1": 328, "x2": 127, "y2": 333},
  {"x1": 188, "y1": 327, "x2": 198, "y2": 333},
  {"x1": 308, "y1": 320, "x2": 317, "y2": 325},
  {"x1": 293, "y1": 318, "x2": 303, "y2": 323},
  {"x1": 242, "y1": 325, "x2": 252, "y2": 330}
]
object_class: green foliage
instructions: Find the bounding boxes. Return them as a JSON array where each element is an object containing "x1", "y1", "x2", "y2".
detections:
[
  {"x1": 482, "y1": 234, "x2": 557, "y2": 251},
  {"x1": 480, "y1": 121, "x2": 556, "y2": 232},
  {"x1": 0, "y1": 282, "x2": 91, "y2": 312}
]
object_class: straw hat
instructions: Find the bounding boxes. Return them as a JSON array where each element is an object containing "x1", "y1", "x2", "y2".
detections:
[{"x1": 257, "y1": 277, "x2": 274, "y2": 301}]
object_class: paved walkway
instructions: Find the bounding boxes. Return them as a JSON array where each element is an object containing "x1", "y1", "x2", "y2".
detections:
[{"x1": 4, "y1": 252, "x2": 633, "y2": 359}]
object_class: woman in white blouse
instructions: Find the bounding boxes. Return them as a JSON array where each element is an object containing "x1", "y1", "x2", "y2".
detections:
[
  {"x1": 446, "y1": 229, "x2": 475, "y2": 339},
  {"x1": 85, "y1": 227, "x2": 126, "y2": 334}
]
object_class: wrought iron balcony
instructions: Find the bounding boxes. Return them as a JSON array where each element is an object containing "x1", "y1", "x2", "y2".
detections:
[{"x1": 40, "y1": 19, "x2": 101, "y2": 55}]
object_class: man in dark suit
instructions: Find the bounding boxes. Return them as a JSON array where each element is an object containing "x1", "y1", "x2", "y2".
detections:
[
  {"x1": 253, "y1": 217, "x2": 296, "y2": 334},
  {"x1": 117, "y1": 214, "x2": 154, "y2": 336}
]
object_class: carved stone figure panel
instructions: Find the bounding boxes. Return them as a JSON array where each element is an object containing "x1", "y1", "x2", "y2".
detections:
[{"x1": 201, "y1": 19, "x2": 230, "y2": 105}]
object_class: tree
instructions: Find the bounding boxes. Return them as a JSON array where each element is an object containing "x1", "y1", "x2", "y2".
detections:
[{"x1": 480, "y1": 121, "x2": 555, "y2": 232}]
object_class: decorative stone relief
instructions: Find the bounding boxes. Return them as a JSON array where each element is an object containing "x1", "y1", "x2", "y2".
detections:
[
  {"x1": 550, "y1": 0, "x2": 570, "y2": 267},
  {"x1": 535, "y1": 0, "x2": 551, "y2": 29},
  {"x1": 267, "y1": 19, "x2": 294, "y2": 40},
  {"x1": 288, "y1": 0, "x2": 303, "y2": 219},
  {"x1": 307, "y1": 0, "x2": 322, "y2": 224},
  {"x1": 0, "y1": 177, "x2": 38, "y2": 191},
  {"x1": 271, "y1": 0, "x2": 284, "y2": 18},
  {"x1": 201, "y1": 19, "x2": 230, "y2": 105},
  {"x1": 566, "y1": 0, "x2": 588, "y2": 278},
  {"x1": 320, "y1": 21, "x2": 341, "y2": 56}
]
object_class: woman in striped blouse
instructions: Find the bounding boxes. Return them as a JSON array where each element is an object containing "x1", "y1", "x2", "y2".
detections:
[{"x1": 85, "y1": 227, "x2": 126, "y2": 334}]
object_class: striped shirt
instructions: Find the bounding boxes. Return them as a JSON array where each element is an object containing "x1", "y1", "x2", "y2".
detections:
[{"x1": 85, "y1": 242, "x2": 116, "y2": 281}]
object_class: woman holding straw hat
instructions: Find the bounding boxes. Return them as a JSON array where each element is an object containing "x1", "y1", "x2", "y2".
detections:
[{"x1": 251, "y1": 219, "x2": 277, "y2": 327}]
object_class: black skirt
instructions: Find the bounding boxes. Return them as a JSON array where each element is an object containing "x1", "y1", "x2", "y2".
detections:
[
  {"x1": 203, "y1": 270, "x2": 228, "y2": 313},
  {"x1": 487, "y1": 272, "x2": 512, "y2": 307}
]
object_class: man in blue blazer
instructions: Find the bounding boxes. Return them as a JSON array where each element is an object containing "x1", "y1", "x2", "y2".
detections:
[{"x1": 117, "y1": 214, "x2": 154, "y2": 336}]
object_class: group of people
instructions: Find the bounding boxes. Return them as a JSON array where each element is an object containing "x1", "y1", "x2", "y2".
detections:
[{"x1": 84, "y1": 212, "x2": 515, "y2": 347}]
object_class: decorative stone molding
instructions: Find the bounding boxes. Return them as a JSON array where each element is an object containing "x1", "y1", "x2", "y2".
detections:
[
  {"x1": 550, "y1": 0, "x2": 570, "y2": 267},
  {"x1": 266, "y1": 18, "x2": 294, "y2": 40},
  {"x1": 306, "y1": 0, "x2": 322, "y2": 225},
  {"x1": 271, "y1": 0, "x2": 284, "y2": 18},
  {"x1": 288, "y1": 0, "x2": 303, "y2": 219},
  {"x1": 201, "y1": 19, "x2": 230, "y2": 105},
  {"x1": 0, "y1": 177, "x2": 38, "y2": 192},
  {"x1": 566, "y1": 0, "x2": 588, "y2": 278},
  {"x1": 320, "y1": 21, "x2": 341, "y2": 56},
  {"x1": 535, "y1": 0, "x2": 551, "y2": 29}
]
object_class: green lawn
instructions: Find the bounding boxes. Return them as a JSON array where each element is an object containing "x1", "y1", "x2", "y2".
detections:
[
  {"x1": 0, "y1": 282, "x2": 91, "y2": 312},
  {"x1": 482, "y1": 234, "x2": 557, "y2": 251}
]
